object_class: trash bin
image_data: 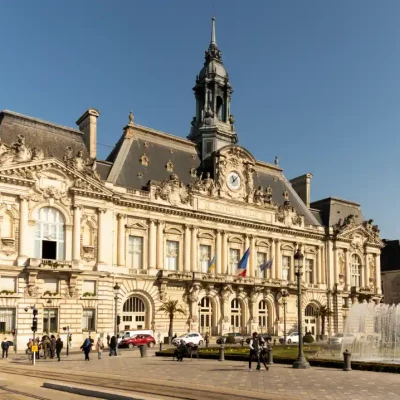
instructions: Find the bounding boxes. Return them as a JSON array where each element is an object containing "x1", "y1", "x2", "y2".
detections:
[{"x1": 139, "y1": 345, "x2": 147, "y2": 358}]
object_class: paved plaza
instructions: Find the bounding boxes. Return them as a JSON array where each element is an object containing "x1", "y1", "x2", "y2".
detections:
[{"x1": 0, "y1": 349, "x2": 399, "y2": 399}]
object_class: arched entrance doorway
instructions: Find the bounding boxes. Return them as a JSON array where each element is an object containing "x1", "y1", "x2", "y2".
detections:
[
  {"x1": 304, "y1": 304, "x2": 319, "y2": 337},
  {"x1": 199, "y1": 297, "x2": 217, "y2": 336},
  {"x1": 122, "y1": 296, "x2": 147, "y2": 331},
  {"x1": 231, "y1": 298, "x2": 245, "y2": 333},
  {"x1": 258, "y1": 300, "x2": 267, "y2": 333}
]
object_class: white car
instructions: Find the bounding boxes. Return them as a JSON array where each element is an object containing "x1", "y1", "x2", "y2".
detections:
[
  {"x1": 279, "y1": 332, "x2": 299, "y2": 344},
  {"x1": 329, "y1": 333, "x2": 344, "y2": 345},
  {"x1": 172, "y1": 332, "x2": 204, "y2": 346}
]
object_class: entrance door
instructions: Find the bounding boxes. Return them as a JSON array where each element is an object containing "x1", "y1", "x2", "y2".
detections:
[
  {"x1": 199, "y1": 297, "x2": 213, "y2": 335},
  {"x1": 122, "y1": 296, "x2": 146, "y2": 330},
  {"x1": 304, "y1": 304, "x2": 317, "y2": 336}
]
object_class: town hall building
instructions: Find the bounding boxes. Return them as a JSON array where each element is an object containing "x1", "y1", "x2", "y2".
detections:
[{"x1": 0, "y1": 18, "x2": 383, "y2": 349}]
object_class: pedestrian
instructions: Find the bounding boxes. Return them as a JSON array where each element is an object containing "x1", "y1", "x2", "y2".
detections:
[
  {"x1": 50, "y1": 335, "x2": 56, "y2": 359},
  {"x1": 35, "y1": 337, "x2": 40, "y2": 359},
  {"x1": 80, "y1": 337, "x2": 92, "y2": 361},
  {"x1": 43, "y1": 336, "x2": 51, "y2": 359},
  {"x1": 55, "y1": 335, "x2": 63, "y2": 362},
  {"x1": 95, "y1": 337, "x2": 104, "y2": 359},
  {"x1": 26, "y1": 339, "x2": 33, "y2": 361},
  {"x1": 248, "y1": 332, "x2": 261, "y2": 372},
  {"x1": 106, "y1": 334, "x2": 110, "y2": 348},
  {"x1": 1, "y1": 337, "x2": 9, "y2": 359},
  {"x1": 258, "y1": 337, "x2": 269, "y2": 371},
  {"x1": 205, "y1": 333, "x2": 210, "y2": 348},
  {"x1": 109, "y1": 335, "x2": 117, "y2": 356}
]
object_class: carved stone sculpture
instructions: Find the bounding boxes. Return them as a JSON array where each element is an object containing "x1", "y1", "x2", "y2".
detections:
[
  {"x1": 0, "y1": 134, "x2": 41, "y2": 166},
  {"x1": 155, "y1": 174, "x2": 191, "y2": 205},
  {"x1": 221, "y1": 284, "x2": 234, "y2": 301},
  {"x1": 254, "y1": 186, "x2": 264, "y2": 204},
  {"x1": 63, "y1": 147, "x2": 101, "y2": 180},
  {"x1": 188, "y1": 282, "x2": 201, "y2": 303}
]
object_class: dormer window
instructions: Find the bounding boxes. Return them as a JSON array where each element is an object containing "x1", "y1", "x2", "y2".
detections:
[{"x1": 216, "y1": 96, "x2": 225, "y2": 121}]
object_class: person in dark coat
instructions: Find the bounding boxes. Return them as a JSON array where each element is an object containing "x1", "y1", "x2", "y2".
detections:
[
  {"x1": 106, "y1": 334, "x2": 110, "y2": 347},
  {"x1": 109, "y1": 336, "x2": 117, "y2": 356},
  {"x1": 55, "y1": 335, "x2": 63, "y2": 362},
  {"x1": 1, "y1": 338, "x2": 9, "y2": 359},
  {"x1": 80, "y1": 337, "x2": 92, "y2": 361},
  {"x1": 50, "y1": 335, "x2": 56, "y2": 359}
]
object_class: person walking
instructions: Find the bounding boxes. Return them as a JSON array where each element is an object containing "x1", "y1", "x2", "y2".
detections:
[
  {"x1": 50, "y1": 335, "x2": 56, "y2": 359},
  {"x1": 95, "y1": 337, "x2": 104, "y2": 359},
  {"x1": 109, "y1": 335, "x2": 117, "y2": 356},
  {"x1": 1, "y1": 338, "x2": 9, "y2": 359},
  {"x1": 43, "y1": 336, "x2": 51, "y2": 359},
  {"x1": 80, "y1": 337, "x2": 92, "y2": 361},
  {"x1": 106, "y1": 334, "x2": 110, "y2": 348},
  {"x1": 55, "y1": 335, "x2": 63, "y2": 362},
  {"x1": 205, "y1": 333, "x2": 210, "y2": 348},
  {"x1": 26, "y1": 339, "x2": 33, "y2": 361},
  {"x1": 258, "y1": 337, "x2": 269, "y2": 371},
  {"x1": 248, "y1": 332, "x2": 261, "y2": 372}
]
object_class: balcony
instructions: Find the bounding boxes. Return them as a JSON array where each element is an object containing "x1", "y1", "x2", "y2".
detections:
[{"x1": 28, "y1": 258, "x2": 80, "y2": 271}]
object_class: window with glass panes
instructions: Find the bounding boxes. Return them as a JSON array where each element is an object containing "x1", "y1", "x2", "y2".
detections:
[
  {"x1": 351, "y1": 254, "x2": 361, "y2": 287},
  {"x1": 43, "y1": 308, "x2": 58, "y2": 333},
  {"x1": 258, "y1": 300, "x2": 267, "y2": 327},
  {"x1": 257, "y1": 252, "x2": 267, "y2": 278},
  {"x1": 165, "y1": 240, "x2": 179, "y2": 270},
  {"x1": 199, "y1": 245, "x2": 211, "y2": 273},
  {"x1": 229, "y1": 249, "x2": 240, "y2": 275},
  {"x1": 127, "y1": 236, "x2": 143, "y2": 268},
  {"x1": 0, "y1": 308, "x2": 15, "y2": 332},
  {"x1": 82, "y1": 309, "x2": 95, "y2": 331},
  {"x1": 305, "y1": 259, "x2": 314, "y2": 284},
  {"x1": 282, "y1": 255, "x2": 290, "y2": 281},
  {"x1": 35, "y1": 207, "x2": 65, "y2": 260},
  {"x1": 231, "y1": 298, "x2": 241, "y2": 328}
]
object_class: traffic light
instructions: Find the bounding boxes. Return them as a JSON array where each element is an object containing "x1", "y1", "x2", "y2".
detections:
[
  {"x1": 32, "y1": 318, "x2": 38, "y2": 332},
  {"x1": 32, "y1": 307, "x2": 38, "y2": 317},
  {"x1": 117, "y1": 315, "x2": 121, "y2": 325}
]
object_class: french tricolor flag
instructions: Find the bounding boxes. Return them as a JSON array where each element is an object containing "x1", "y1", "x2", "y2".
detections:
[{"x1": 236, "y1": 248, "x2": 250, "y2": 277}]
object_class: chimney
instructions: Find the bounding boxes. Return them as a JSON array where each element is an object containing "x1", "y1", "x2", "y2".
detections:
[
  {"x1": 76, "y1": 108, "x2": 100, "y2": 159},
  {"x1": 290, "y1": 173, "x2": 313, "y2": 208}
]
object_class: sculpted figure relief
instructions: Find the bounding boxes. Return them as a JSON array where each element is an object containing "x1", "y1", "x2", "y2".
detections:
[
  {"x1": 155, "y1": 174, "x2": 191, "y2": 205},
  {"x1": 188, "y1": 283, "x2": 201, "y2": 303},
  {"x1": 0, "y1": 134, "x2": 42, "y2": 166},
  {"x1": 63, "y1": 147, "x2": 101, "y2": 180},
  {"x1": 254, "y1": 186, "x2": 264, "y2": 204}
]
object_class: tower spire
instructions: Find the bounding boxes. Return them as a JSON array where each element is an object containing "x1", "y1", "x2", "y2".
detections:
[{"x1": 210, "y1": 16, "x2": 217, "y2": 46}]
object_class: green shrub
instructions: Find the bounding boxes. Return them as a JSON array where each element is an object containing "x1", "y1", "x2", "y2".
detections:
[
  {"x1": 303, "y1": 333, "x2": 314, "y2": 343},
  {"x1": 225, "y1": 335, "x2": 236, "y2": 345}
]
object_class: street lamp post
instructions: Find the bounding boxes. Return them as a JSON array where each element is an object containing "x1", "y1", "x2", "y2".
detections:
[
  {"x1": 25, "y1": 305, "x2": 38, "y2": 366},
  {"x1": 63, "y1": 326, "x2": 70, "y2": 356},
  {"x1": 282, "y1": 297, "x2": 288, "y2": 345},
  {"x1": 114, "y1": 283, "x2": 120, "y2": 356},
  {"x1": 293, "y1": 249, "x2": 310, "y2": 369}
]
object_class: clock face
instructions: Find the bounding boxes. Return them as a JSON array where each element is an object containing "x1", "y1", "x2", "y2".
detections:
[{"x1": 227, "y1": 171, "x2": 241, "y2": 191}]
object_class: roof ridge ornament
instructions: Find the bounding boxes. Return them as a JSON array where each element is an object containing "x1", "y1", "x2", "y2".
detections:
[{"x1": 205, "y1": 17, "x2": 222, "y2": 63}]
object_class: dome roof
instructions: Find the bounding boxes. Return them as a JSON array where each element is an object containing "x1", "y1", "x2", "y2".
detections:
[{"x1": 199, "y1": 60, "x2": 228, "y2": 80}]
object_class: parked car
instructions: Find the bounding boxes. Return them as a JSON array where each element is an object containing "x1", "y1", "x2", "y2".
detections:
[
  {"x1": 117, "y1": 330, "x2": 154, "y2": 343},
  {"x1": 279, "y1": 332, "x2": 299, "y2": 344},
  {"x1": 118, "y1": 334, "x2": 156, "y2": 349},
  {"x1": 329, "y1": 333, "x2": 344, "y2": 345},
  {"x1": 172, "y1": 332, "x2": 204, "y2": 346}
]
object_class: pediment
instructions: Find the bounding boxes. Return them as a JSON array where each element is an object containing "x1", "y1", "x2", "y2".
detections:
[
  {"x1": 126, "y1": 221, "x2": 148, "y2": 230},
  {"x1": 337, "y1": 224, "x2": 383, "y2": 247},
  {"x1": 0, "y1": 158, "x2": 112, "y2": 198}
]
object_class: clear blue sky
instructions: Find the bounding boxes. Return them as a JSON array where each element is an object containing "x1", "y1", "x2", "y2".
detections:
[{"x1": 1, "y1": 1, "x2": 399, "y2": 239}]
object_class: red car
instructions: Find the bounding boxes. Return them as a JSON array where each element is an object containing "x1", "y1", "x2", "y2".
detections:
[{"x1": 118, "y1": 334, "x2": 156, "y2": 349}]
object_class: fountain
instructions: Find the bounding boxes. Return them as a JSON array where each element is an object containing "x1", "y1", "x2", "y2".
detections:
[{"x1": 342, "y1": 302, "x2": 400, "y2": 363}]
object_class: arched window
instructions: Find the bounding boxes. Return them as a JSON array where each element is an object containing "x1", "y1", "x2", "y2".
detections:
[
  {"x1": 231, "y1": 298, "x2": 241, "y2": 329},
  {"x1": 351, "y1": 254, "x2": 362, "y2": 287},
  {"x1": 35, "y1": 207, "x2": 65, "y2": 260},
  {"x1": 304, "y1": 304, "x2": 318, "y2": 336},
  {"x1": 122, "y1": 296, "x2": 146, "y2": 330},
  {"x1": 199, "y1": 297, "x2": 212, "y2": 334},
  {"x1": 258, "y1": 300, "x2": 267, "y2": 328},
  {"x1": 216, "y1": 96, "x2": 225, "y2": 121}
]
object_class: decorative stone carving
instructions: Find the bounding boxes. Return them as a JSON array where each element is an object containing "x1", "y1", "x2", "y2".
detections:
[
  {"x1": 249, "y1": 287, "x2": 261, "y2": 303},
  {"x1": 165, "y1": 160, "x2": 174, "y2": 172},
  {"x1": 333, "y1": 214, "x2": 357, "y2": 234},
  {"x1": 189, "y1": 172, "x2": 217, "y2": 196},
  {"x1": 338, "y1": 251, "x2": 345, "y2": 284},
  {"x1": 188, "y1": 282, "x2": 201, "y2": 303},
  {"x1": 253, "y1": 186, "x2": 264, "y2": 204},
  {"x1": 140, "y1": 154, "x2": 149, "y2": 166},
  {"x1": 362, "y1": 219, "x2": 381, "y2": 242},
  {"x1": 275, "y1": 202, "x2": 304, "y2": 228},
  {"x1": 265, "y1": 185, "x2": 273, "y2": 203},
  {"x1": 221, "y1": 284, "x2": 234, "y2": 301},
  {"x1": 1, "y1": 237, "x2": 16, "y2": 256},
  {"x1": 24, "y1": 286, "x2": 39, "y2": 298},
  {"x1": 159, "y1": 280, "x2": 168, "y2": 302},
  {"x1": 154, "y1": 174, "x2": 192, "y2": 206},
  {"x1": 63, "y1": 148, "x2": 101, "y2": 180},
  {"x1": 274, "y1": 156, "x2": 279, "y2": 166},
  {"x1": 245, "y1": 163, "x2": 254, "y2": 201},
  {"x1": 0, "y1": 135, "x2": 44, "y2": 166}
]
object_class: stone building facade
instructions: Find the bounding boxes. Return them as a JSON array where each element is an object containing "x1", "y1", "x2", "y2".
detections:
[
  {"x1": 0, "y1": 18, "x2": 383, "y2": 350},
  {"x1": 381, "y1": 240, "x2": 400, "y2": 304}
]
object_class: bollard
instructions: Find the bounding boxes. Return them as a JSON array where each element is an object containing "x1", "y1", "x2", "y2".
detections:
[
  {"x1": 273, "y1": 339, "x2": 276, "y2": 347},
  {"x1": 139, "y1": 345, "x2": 148, "y2": 358},
  {"x1": 267, "y1": 346, "x2": 274, "y2": 365},
  {"x1": 343, "y1": 349, "x2": 352, "y2": 371},
  {"x1": 159, "y1": 342, "x2": 163, "y2": 352},
  {"x1": 218, "y1": 344, "x2": 225, "y2": 361}
]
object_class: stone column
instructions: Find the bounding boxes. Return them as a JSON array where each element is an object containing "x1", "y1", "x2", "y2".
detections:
[
  {"x1": 289, "y1": 245, "x2": 295, "y2": 282},
  {"x1": 156, "y1": 220, "x2": 164, "y2": 269},
  {"x1": 275, "y1": 240, "x2": 281, "y2": 279},
  {"x1": 222, "y1": 232, "x2": 228, "y2": 275},
  {"x1": 72, "y1": 205, "x2": 82, "y2": 261},
  {"x1": 364, "y1": 253, "x2": 370, "y2": 289},
  {"x1": 317, "y1": 246, "x2": 322, "y2": 284},
  {"x1": 148, "y1": 219, "x2": 157, "y2": 269},
  {"x1": 270, "y1": 240, "x2": 276, "y2": 279},
  {"x1": 312, "y1": 250, "x2": 318, "y2": 284},
  {"x1": 250, "y1": 235, "x2": 256, "y2": 277},
  {"x1": 18, "y1": 196, "x2": 29, "y2": 262},
  {"x1": 216, "y1": 230, "x2": 222, "y2": 274},
  {"x1": 333, "y1": 247, "x2": 338, "y2": 285},
  {"x1": 375, "y1": 253, "x2": 381, "y2": 294},
  {"x1": 97, "y1": 208, "x2": 107, "y2": 264},
  {"x1": 117, "y1": 214, "x2": 126, "y2": 267},
  {"x1": 184, "y1": 225, "x2": 191, "y2": 272},
  {"x1": 191, "y1": 226, "x2": 198, "y2": 272},
  {"x1": 345, "y1": 249, "x2": 351, "y2": 289}
]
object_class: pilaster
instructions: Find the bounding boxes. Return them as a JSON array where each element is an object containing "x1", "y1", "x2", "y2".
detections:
[
  {"x1": 72, "y1": 205, "x2": 82, "y2": 262},
  {"x1": 216, "y1": 230, "x2": 222, "y2": 274},
  {"x1": 96, "y1": 208, "x2": 107, "y2": 265},
  {"x1": 117, "y1": 214, "x2": 126, "y2": 267},
  {"x1": 148, "y1": 219, "x2": 157, "y2": 269}
]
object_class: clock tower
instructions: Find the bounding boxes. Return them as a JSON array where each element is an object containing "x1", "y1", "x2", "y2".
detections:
[{"x1": 188, "y1": 17, "x2": 238, "y2": 161}]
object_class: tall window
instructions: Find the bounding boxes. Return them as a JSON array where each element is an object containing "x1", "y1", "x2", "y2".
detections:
[
  {"x1": 165, "y1": 240, "x2": 179, "y2": 271},
  {"x1": 229, "y1": 249, "x2": 240, "y2": 275},
  {"x1": 231, "y1": 298, "x2": 241, "y2": 329},
  {"x1": 122, "y1": 296, "x2": 146, "y2": 329},
  {"x1": 127, "y1": 236, "x2": 143, "y2": 269},
  {"x1": 257, "y1": 252, "x2": 267, "y2": 278},
  {"x1": 82, "y1": 309, "x2": 95, "y2": 331},
  {"x1": 43, "y1": 308, "x2": 58, "y2": 333},
  {"x1": 305, "y1": 259, "x2": 314, "y2": 284},
  {"x1": 351, "y1": 254, "x2": 362, "y2": 287},
  {"x1": 35, "y1": 207, "x2": 65, "y2": 260},
  {"x1": 199, "y1": 245, "x2": 211, "y2": 273},
  {"x1": 0, "y1": 308, "x2": 15, "y2": 332},
  {"x1": 282, "y1": 256, "x2": 290, "y2": 281},
  {"x1": 258, "y1": 300, "x2": 267, "y2": 328}
]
